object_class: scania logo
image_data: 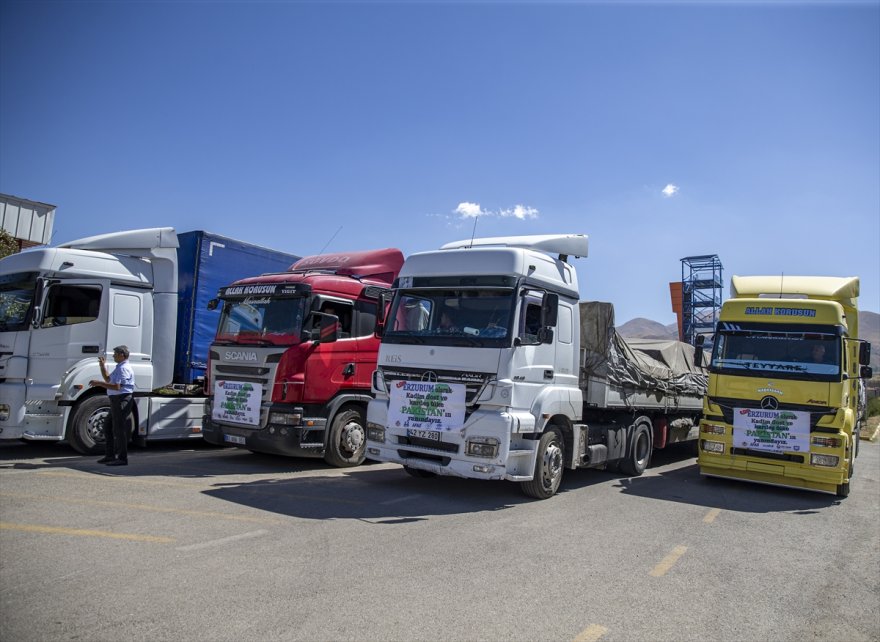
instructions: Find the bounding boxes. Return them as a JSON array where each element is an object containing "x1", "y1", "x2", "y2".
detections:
[
  {"x1": 421, "y1": 371, "x2": 438, "y2": 383},
  {"x1": 760, "y1": 396, "x2": 779, "y2": 410},
  {"x1": 225, "y1": 351, "x2": 258, "y2": 362}
]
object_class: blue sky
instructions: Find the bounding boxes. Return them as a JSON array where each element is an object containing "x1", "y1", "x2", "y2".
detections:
[{"x1": 2, "y1": 1, "x2": 878, "y2": 325}]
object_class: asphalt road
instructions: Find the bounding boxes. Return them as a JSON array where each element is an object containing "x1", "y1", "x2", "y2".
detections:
[{"x1": 1, "y1": 438, "x2": 878, "y2": 642}]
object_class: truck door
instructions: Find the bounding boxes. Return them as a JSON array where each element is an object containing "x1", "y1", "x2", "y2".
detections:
[
  {"x1": 304, "y1": 300, "x2": 358, "y2": 403},
  {"x1": 510, "y1": 292, "x2": 557, "y2": 405},
  {"x1": 27, "y1": 282, "x2": 104, "y2": 402}
]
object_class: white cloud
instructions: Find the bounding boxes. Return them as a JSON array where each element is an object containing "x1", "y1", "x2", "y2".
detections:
[
  {"x1": 454, "y1": 202, "x2": 484, "y2": 218},
  {"x1": 453, "y1": 202, "x2": 540, "y2": 220},
  {"x1": 662, "y1": 184, "x2": 679, "y2": 198},
  {"x1": 500, "y1": 204, "x2": 539, "y2": 220}
]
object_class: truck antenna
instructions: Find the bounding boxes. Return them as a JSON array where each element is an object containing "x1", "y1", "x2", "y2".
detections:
[
  {"x1": 318, "y1": 225, "x2": 343, "y2": 255},
  {"x1": 469, "y1": 215, "x2": 478, "y2": 248}
]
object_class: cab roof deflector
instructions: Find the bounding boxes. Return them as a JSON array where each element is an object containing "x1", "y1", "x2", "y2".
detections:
[{"x1": 440, "y1": 234, "x2": 589, "y2": 260}]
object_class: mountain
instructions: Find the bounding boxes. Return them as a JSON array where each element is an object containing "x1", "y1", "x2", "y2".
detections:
[
  {"x1": 617, "y1": 318, "x2": 679, "y2": 340},
  {"x1": 859, "y1": 310, "x2": 879, "y2": 372}
]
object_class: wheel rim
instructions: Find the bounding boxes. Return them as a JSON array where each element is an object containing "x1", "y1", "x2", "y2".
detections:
[
  {"x1": 542, "y1": 438, "x2": 563, "y2": 490},
  {"x1": 340, "y1": 419, "x2": 365, "y2": 456},
  {"x1": 86, "y1": 408, "x2": 109, "y2": 445}
]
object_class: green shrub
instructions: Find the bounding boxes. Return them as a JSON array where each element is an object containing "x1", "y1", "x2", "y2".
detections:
[{"x1": 868, "y1": 396, "x2": 880, "y2": 418}]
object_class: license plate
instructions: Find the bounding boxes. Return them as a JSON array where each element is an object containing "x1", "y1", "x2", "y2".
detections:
[
  {"x1": 407, "y1": 428, "x2": 441, "y2": 442},
  {"x1": 224, "y1": 434, "x2": 246, "y2": 445}
]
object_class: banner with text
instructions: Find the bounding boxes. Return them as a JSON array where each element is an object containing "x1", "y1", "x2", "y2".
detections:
[
  {"x1": 732, "y1": 408, "x2": 810, "y2": 453},
  {"x1": 388, "y1": 380, "x2": 466, "y2": 431},
  {"x1": 213, "y1": 380, "x2": 262, "y2": 426}
]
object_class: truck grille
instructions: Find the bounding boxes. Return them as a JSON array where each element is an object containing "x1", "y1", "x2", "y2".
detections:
[
  {"x1": 210, "y1": 350, "x2": 278, "y2": 427},
  {"x1": 380, "y1": 366, "x2": 491, "y2": 406},
  {"x1": 710, "y1": 397, "x2": 838, "y2": 431}
]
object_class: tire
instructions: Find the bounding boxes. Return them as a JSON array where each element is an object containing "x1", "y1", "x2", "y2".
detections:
[
  {"x1": 836, "y1": 481, "x2": 850, "y2": 498},
  {"x1": 323, "y1": 407, "x2": 366, "y2": 467},
  {"x1": 619, "y1": 421, "x2": 652, "y2": 476},
  {"x1": 520, "y1": 427, "x2": 565, "y2": 500},
  {"x1": 403, "y1": 466, "x2": 436, "y2": 478},
  {"x1": 68, "y1": 396, "x2": 111, "y2": 455}
]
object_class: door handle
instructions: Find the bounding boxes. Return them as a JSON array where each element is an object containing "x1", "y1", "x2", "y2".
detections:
[{"x1": 343, "y1": 363, "x2": 355, "y2": 378}]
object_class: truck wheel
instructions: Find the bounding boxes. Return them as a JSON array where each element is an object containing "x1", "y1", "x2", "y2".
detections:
[
  {"x1": 836, "y1": 481, "x2": 850, "y2": 498},
  {"x1": 404, "y1": 466, "x2": 436, "y2": 478},
  {"x1": 324, "y1": 407, "x2": 366, "y2": 467},
  {"x1": 620, "y1": 421, "x2": 652, "y2": 476},
  {"x1": 69, "y1": 396, "x2": 111, "y2": 455},
  {"x1": 520, "y1": 427, "x2": 564, "y2": 499}
]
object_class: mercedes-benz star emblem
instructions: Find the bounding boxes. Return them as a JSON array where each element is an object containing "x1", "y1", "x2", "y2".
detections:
[
  {"x1": 760, "y1": 396, "x2": 779, "y2": 410},
  {"x1": 421, "y1": 371, "x2": 438, "y2": 383}
]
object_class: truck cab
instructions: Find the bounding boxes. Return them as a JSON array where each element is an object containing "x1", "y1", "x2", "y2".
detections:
[
  {"x1": 202, "y1": 248, "x2": 404, "y2": 466},
  {"x1": 698, "y1": 276, "x2": 872, "y2": 497}
]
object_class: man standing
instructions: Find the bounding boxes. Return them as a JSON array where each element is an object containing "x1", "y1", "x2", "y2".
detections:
[{"x1": 89, "y1": 345, "x2": 135, "y2": 466}]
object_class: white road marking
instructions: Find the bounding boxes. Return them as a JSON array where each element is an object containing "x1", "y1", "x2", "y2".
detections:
[
  {"x1": 380, "y1": 494, "x2": 423, "y2": 505},
  {"x1": 175, "y1": 529, "x2": 268, "y2": 551}
]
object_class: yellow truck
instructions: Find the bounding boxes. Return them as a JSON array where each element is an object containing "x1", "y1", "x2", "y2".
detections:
[{"x1": 697, "y1": 276, "x2": 872, "y2": 497}]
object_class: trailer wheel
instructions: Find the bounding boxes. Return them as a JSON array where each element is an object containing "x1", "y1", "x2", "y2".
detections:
[
  {"x1": 619, "y1": 421, "x2": 652, "y2": 476},
  {"x1": 324, "y1": 407, "x2": 366, "y2": 467},
  {"x1": 403, "y1": 466, "x2": 436, "y2": 478},
  {"x1": 69, "y1": 396, "x2": 111, "y2": 455},
  {"x1": 520, "y1": 427, "x2": 564, "y2": 499}
]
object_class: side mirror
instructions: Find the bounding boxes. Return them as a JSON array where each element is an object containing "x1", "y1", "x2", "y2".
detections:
[
  {"x1": 375, "y1": 292, "x2": 389, "y2": 336},
  {"x1": 312, "y1": 312, "x2": 339, "y2": 344},
  {"x1": 30, "y1": 305, "x2": 43, "y2": 329},
  {"x1": 695, "y1": 335, "x2": 705, "y2": 347},
  {"x1": 537, "y1": 327, "x2": 554, "y2": 344},
  {"x1": 207, "y1": 298, "x2": 219, "y2": 311},
  {"x1": 861, "y1": 366, "x2": 873, "y2": 379},
  {"x1": 541, "y1": 292, "x2": 558, "y2": 327},
  {"x1": 859, "y1": 341, "x2": 871, "y2": 366}
]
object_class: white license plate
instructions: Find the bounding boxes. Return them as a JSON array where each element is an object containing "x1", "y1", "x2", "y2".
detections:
[
  {"x1": 224, "y1": 434, "x2": 246, "y2": 445},
  {"x1": 407, "y1": 428, "x2": 441, "y2": 442}
]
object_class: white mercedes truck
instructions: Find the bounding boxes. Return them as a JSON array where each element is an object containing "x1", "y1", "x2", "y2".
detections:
[{"x1": 365, "y1": 234, "x2": 706, "y2": 498}]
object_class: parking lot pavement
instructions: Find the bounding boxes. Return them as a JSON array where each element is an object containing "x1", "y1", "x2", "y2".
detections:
[{"x1": 1, "y1": 439, "x2": 878, "y2": 642}]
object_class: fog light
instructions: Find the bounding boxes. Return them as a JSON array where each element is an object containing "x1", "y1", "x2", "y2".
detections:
[
  {"x1": 466, "y1": 436, "x2": 499, "y2": 458},
  {"x1": 0, "y1": 403, "x2": 9, "y2": 421},
  {"x1": 702, "y1": 440, "x2": 724, "y2": 453},
  {"x1": 367, "y1": 447, "x2": 380, "y2": 456},
  {"x1": 367, "y1": 422, "x2": 385, "y2": 442},
  {"x1": 473, "y1": 464, "x2": 496, "y2": 474},
  {"x1": 811, "y1": 436, "x2": 841, "y2": 448},
  {"x1": 810, "y1": 454, "x2": 839, "y2": 467},
  {"x1": 269, "y1": 411, "x2": 302, "y2": 426},
  {"x1": 701, "y1": 423, "x2": 725, "y2": 435}
]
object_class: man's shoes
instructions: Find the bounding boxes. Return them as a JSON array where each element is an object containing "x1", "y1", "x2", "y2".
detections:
[
  {"x1": 105, "y1": 459, "x2": 127, "y2": 466},
  {"x1": 96, "y1": 456, "x2": 114, "y2": 464}
]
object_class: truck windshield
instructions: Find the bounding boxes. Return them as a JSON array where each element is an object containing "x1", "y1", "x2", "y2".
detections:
[
  {"x1": 384, "y1": 288, "x2": 514, "y2": 347},
  {"x1": 0, "y1": 272, "x2": 37, "y2": 332},
  {"x1": 215, "y1": 296, "x2": 307, "y2": 346},
  {"x1": 711, "y1": 327, "x2": 841, "y2": 381}
]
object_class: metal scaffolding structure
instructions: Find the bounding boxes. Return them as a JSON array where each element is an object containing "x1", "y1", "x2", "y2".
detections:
[{"x1": 680, "y1": 254, "x2": 723, "y2": 346}]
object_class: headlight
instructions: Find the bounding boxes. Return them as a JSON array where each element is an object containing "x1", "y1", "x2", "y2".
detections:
[
  {"x1": 701, "y1": 423, "x2": 725, "y2": 435},
  {"x1": 810, "y1": 454, "x2": 839, "y2": 467},
  {"x1": 367, "y1": 422, "x2": 385, "y2": 442},
  {"x1": 466, "y1": 436, "x2": 499, "y2": 458},
  {"x1": 372, "y1": 369, "x2": 387, "y2": 394},
  {"x1": 701, "y1": 440, "x2": 724, "y2": 453},
  {"x1": 269, "y1": 411, "x2": 302, "y2": 426}
]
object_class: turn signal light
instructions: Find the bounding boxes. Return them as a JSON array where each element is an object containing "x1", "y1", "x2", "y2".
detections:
[{"x1": 811, "y1": 436, "x2": 841, "y2": 448}]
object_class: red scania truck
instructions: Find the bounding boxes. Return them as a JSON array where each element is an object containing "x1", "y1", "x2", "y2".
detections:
[{"x1": 202, "y1": 248, "x2": 404, "y2": 466}]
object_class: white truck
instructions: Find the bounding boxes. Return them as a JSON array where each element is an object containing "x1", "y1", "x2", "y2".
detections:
[
  {"x1": 0, "y1": 228, "x2": 298, "y2": 453},
  {"x1": 365, "y1": 234, "x2": 706, "y2": 498}
]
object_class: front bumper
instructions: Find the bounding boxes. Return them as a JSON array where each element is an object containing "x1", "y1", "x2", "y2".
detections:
[
  {"x1": 365, "y1": 399, "x2": 538, "y2": 481},
  {"x1": 202, "y1": 415, "x2": 327, "y2": 457}
]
